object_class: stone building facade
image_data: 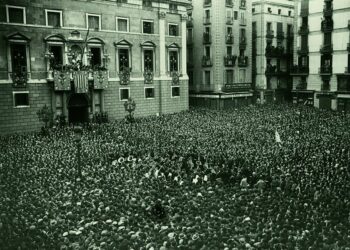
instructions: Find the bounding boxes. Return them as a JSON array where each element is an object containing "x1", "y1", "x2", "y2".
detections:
[
  {"x1": 0, "y1": 0, "x2": 190, "y2": 134},
  {"x1": 252, "y1": 0, "x2": 295, "y2": 103},
  {"x1": 292, "y1": 0, "x2": 350, "y2": 111},
  {"x1": 187, "y1": 0, "x2": 253, "y2": 109}
]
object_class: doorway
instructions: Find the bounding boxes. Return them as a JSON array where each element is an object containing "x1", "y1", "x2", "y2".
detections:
[{"x1": 68, "y1": 94, "x2": 89, "y2": 124}]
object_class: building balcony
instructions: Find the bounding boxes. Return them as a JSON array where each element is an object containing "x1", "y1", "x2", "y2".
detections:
[
  {"x1": 203, "y1": 33, "x2": 211, "y2": 44},
  {"x1": 297, "y1": 46, "x2": 309, "y2": 55},
  {"x1": 224, "y1": 55, "x2": 237, "y2": 67},
  {"x1": 240, "y1": 18, "x2": 247, "y2": 26},
  {"x1": 226, "y1": 17, "x2": 233, "y2": 25},
  {"x1": 10, "y1": 71, "x2": 29, "y2": 87},
  {"x1": 290, "y1": 65, "x2": 309, "y2": 75},
  {"x1": 321, "y1": 19, "x2": 333, "y2": 32},
  {"x1": 239, "y1": 0, "x2": 247, "y2": 9},
  {"x1": 276, "y1": 31, "x2": 285, "y2": 39},
  {"x1": 319, "y1": 66, "x2": 332, "y2": 75},
  {"x1": 204, "y1": 0, "x2": 211, "y2": 6},
  {"x1": 226, "y1": 34, "x2": 234, "y2": 44},
  {"x1": 203, "y1": 17, "x2": 211, "y2": 24},
  {"x1": 323, "y1": 6, "x2": 333, "y2": 17},
  {"x1": 265, "y1": 46, "x2": 285, "y2": 57},
  {"x1": 187, "y1": 17, "x2": 193, "y2": 27},
  {"x1": 222, "y1": 83, "x2": 251, "y2": 92},
  {"x1": 238, "y1": 56, "x2": 248, "y2": 67},
  {"x1": 298, "y1": 25, "x2": 309, "y2": 35},
  {"x1": 202, "y1": 56, "x2": 213, "y2": 67},
  {"x1": 265, "y1": 66, "x2": 288, "y2": 76},
  {"x1": 266, "y1": 30, "x2": 274, "y2": 39},
  {"x1": 239, "y1": 37, "x2": 247, "y2": 50},
  {"x1": 320, "y1": 44, "x2": 333, "y2": 54},
  {"x1": 226, "y1": 0, "x2": 233, "y2": 7}
]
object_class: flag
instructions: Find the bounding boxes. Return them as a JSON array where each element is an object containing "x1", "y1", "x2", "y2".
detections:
[
  {"x1": 275, "y1": 130, "x2": 282, "y2": 143},
  {"x1": 74, "y1": 71, "x2": 88, "y2": 93}
]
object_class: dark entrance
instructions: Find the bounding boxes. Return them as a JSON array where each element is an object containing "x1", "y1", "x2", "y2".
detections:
[{"x1": 68, "y1": 94, "x2": 89, "y2": 124}]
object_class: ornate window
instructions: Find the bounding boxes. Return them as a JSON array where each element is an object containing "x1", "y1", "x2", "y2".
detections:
[
  {"x1": 6, "y1": 32, "x2": 31, "y2": 86},
  {"x1": 87, "y1": 38, "x2": 105, "y2": 69},
  {"x1": 168, "y1": 23, "x2": 179, "y2": 36},
  {"x1": 44, "y1": 34, "x2": 66, "y2": 72},
  {"x1": 167, "y1": 43, "x2": 180, "y2": 73},
  {"x1": 115, "y1": 40, "x2": 132, "y2": 71}
]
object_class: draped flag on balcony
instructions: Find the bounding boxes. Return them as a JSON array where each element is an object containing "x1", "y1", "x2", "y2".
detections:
[
  {"x1": 93, "y1": 70, "x2": 109, "y2": 89},
  {"x1": 54, "y1": 71, "x2": 71, "y2": 91},
  {"x1": 74, "y1": 71, "x2": 89, "y2": 93}
]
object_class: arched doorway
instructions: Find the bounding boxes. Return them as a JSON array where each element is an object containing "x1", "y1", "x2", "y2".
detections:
[{"x1": 68, "y1": 94, "x2": 89, "y2": 124}]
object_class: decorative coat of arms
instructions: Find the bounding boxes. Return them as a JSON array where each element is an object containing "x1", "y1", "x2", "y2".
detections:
[
  {"x1": 54, "y1": 71, "x2": 71, "y2": 91},
  {"x1": 171, "y1": 71, "x2": 180, "y2": 85},
  {"x1": 93, "y1": 70, "x2": 109, "y2": 89},
  {"x1": 143, "y1": 69, "x2": 154, "y2": 84},
  {"x1": 119, "y1": 67, "x2": 131, "y2": 85}
]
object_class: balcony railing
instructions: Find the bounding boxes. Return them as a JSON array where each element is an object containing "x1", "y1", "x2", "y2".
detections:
[
  {"x1": 226, "y1": 0, "x2": 233, "y2": 7},
  {"x1": 203, "y1": 17, "x2": 211, "y2": 24},
  {"x1": 319, "y1": 66, "x2": 332, "y2": 75},
  {"x1": 320, "y1": 44, "x2": 333, "y2": 54},
  {"x1": 187, "y1": 17, "x2": 193, "y2": 27},
  {"x1": 202, "y1": 56, "x2": 213, "y2": 67},
  {"x1": 323, "y1": 6, "x2": 333, "y2": 17},
  {"x1": 203, "y1": 33, "x2": 211, "y2": 44},
  {"x1": 265, "y1": 46, "x2": 285, "y2": 57},
  {"x1": 10, "y1": 71, "x2": 29, "y2": 87},
  {"x1": 239, "y1": 37, "x2": 247, "y2": 50},
  {"x1": 224, "y1": 55, "x2": 237, "y2": 67},
  {"x1": 298, "y1": 25, "x2": 309, "y2": 35},
  {"x1": 290, "y1": 65, "x2": 309, "y2": 75},
  {"x1": 226, "y1": 17, "x2": 233, "y2": 25},
  {"x1": 276, "y1": 31, "x2": 285, "y2": 39},
  {"x1": 321, "y1": 19, "x2": 333, "y2": 32},
  {"x1": 226, "y1": 34, "x2": 234, "y2": 44},
  {"x1": 265, "y1": 66, "x2": 288, "y2": 76},
  {"x1": 266, "y1": 30, "x2": 274, "y2": 39},
  {"x1": 238, "y1": 56, "x2": 248, "y2": 67},
  {"x1": 240, "y1": 18, "x2": 247, "y2": 26},
  {"x1": 297, "y1": 46, "x2": 309, "y2": 55}
]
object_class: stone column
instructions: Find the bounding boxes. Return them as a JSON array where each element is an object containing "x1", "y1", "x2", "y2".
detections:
[
  {"x1": 159, "y1": 11, "x2": 166, "y2": 76},
  {"x1": 181, "y1": 14, "x2": 187, "y2": 76}
]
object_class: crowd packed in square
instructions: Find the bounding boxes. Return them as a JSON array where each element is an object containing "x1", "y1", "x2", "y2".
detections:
[{"x1": 0, "y1": 104, "x2": 349, "y2": 249}]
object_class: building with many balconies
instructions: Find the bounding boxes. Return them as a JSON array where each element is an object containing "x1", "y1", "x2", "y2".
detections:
[
  {"x1": 292, "y1": 0, "x2": 350, "y2": 111},
  {"x1": 252, "y1": 0, "x2": 295, "y2": 103},
  {"x1": 187, "y1": 0, "x2": 253, "y2": 109},
  {"x1": 0, "y1": 0, "x2": 191, "y2": 134}
]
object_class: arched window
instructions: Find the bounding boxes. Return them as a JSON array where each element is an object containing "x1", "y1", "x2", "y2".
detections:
[
  {"x1": 44, "y1": 34, "x2": 66, "y2": 70},
  {"x1": 87, "y1": 37, "x2": 105, "y2": 69},
  {"x1": 167, "y1": 43, "x2": 180, "y2": 73}
]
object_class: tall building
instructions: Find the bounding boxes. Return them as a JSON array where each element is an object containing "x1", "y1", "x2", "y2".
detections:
[
  {"x1": 292, "y1": 0, "x2": 350, "y2": 111},
  {"x1": 252, "y1": 0, "x2": 295, "y2": 103},
  {"x1": 188, "y1": 0, "x2": 253, "y2": 109},
  {"x1": 0, "y1": 0, "x2": 191, "y2": 134}
]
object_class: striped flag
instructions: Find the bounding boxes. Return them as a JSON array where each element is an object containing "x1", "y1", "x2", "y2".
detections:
[{"x1": 74, "y1": 71, "x2": 88, "y2": 93}]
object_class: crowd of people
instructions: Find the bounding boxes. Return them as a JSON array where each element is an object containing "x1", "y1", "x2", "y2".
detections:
[{"x1": 0, "y1": 103, "x2": 349, "y2": 249}]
